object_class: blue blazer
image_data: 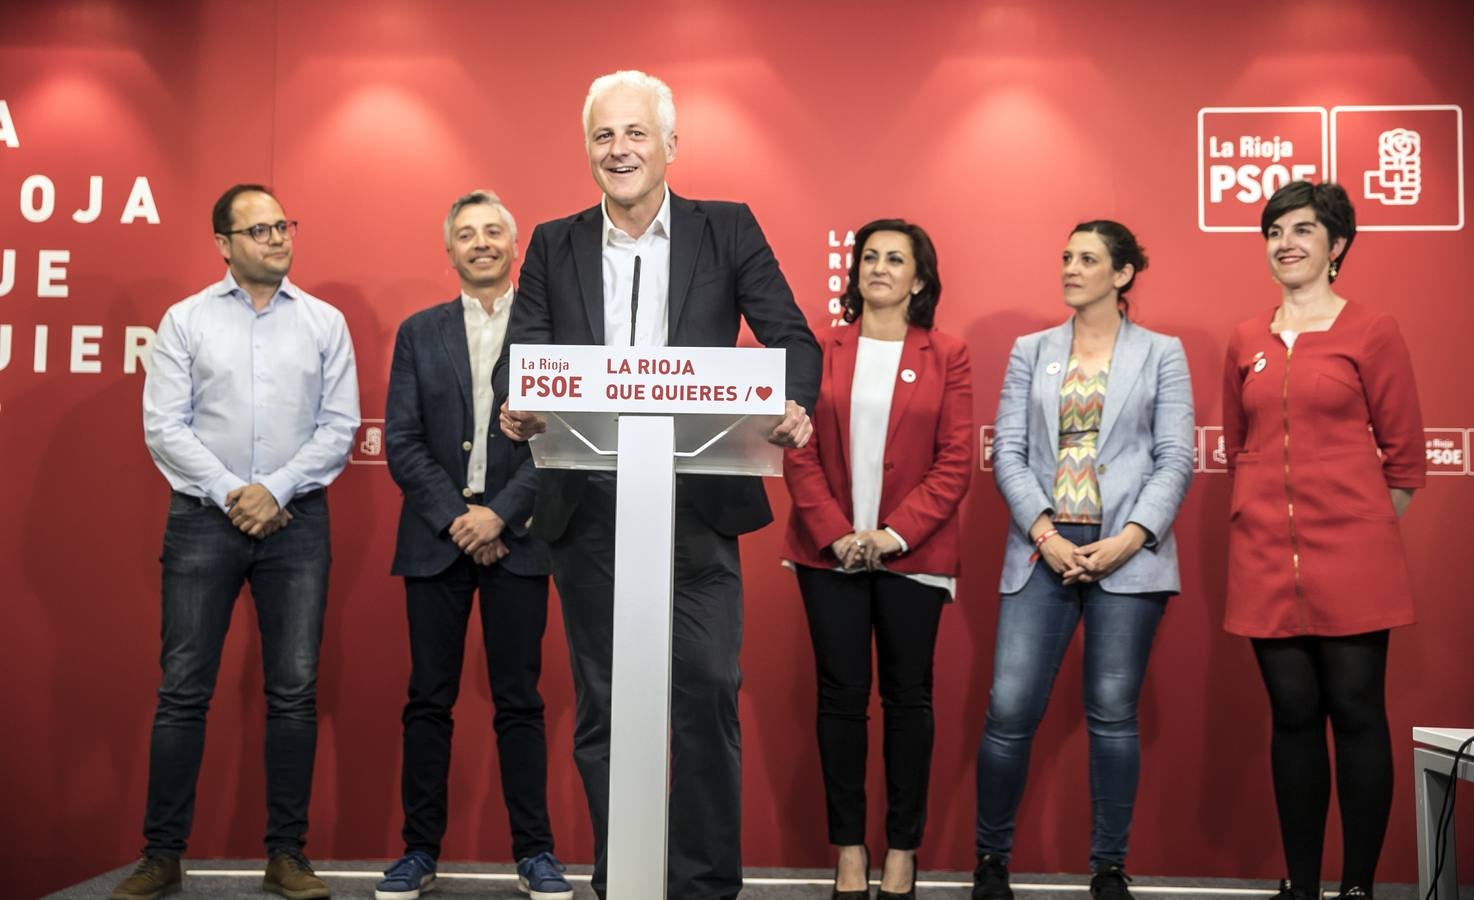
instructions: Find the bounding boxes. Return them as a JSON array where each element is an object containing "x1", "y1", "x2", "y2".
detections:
[
  {"x1": 993, "y1": 317, "x2": 1194, "y2": 595},
  {"x1": 385, "y1": 296, "x2": 549, "y2": 579}
]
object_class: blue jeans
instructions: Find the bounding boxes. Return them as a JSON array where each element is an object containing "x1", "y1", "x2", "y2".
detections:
[
  {"x1": 142, "y1": 491, "x2": 331, "y2": 858},
  {"x1": 974, "y1": 523, "x2": 1167, "y2": 871}
]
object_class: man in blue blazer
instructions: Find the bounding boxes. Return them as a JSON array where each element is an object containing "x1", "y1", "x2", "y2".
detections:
[
  {"x1": 502, "y1": 70, "x2": 821, "y2": 900},
  {"x1": 379, "y1": 191, "x2": 572, "y2": 900}
]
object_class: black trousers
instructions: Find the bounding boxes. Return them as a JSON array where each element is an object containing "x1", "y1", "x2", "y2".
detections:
[
  {"x1": 551, "y1": 479, "x2": 744, "y2": 900},
  {"x1": 794, "y1": 565, "x2": 947, "y2": 850},
  {"x1": 1252, "y1": 630, "x2": 1392, "y2": 894},
  {"x1": 400, "y1": 554, "x2": 553, "y2": 861}
]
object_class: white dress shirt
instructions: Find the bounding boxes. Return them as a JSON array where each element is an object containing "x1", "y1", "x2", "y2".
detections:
[
  {"x1": 601, "y1": 186, "x2": 671, "y2": 347},
  {"x1": 142, "y1": 271, "x2": 361, "y2": 509},
  {"x1": 463, "y1": 286, "x2": 514, "y2": 493}
]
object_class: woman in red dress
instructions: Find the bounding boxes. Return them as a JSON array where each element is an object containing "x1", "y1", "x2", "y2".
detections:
[{"x1": 1222, "y1": 181, "x2": 1424, "y2": 900}]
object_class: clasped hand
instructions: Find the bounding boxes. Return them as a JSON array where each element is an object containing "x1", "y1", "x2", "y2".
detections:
[
  {"x1": 831, "y1": 529, "x2": 902, "y2": 571},
  {"x1": 1039, "y1": 527, "x2": 1146, "y2": 584},
  {"x1": 450, "y1": 505, "x2": 509, "y2": 566},
  {"x1": 226, "y1": 483, "x2": 290, "y2": 539}
]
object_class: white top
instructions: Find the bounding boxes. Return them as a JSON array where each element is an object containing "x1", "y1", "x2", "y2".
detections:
[
  {"x1": 850, "y1": 337, "x2": 905, "y2": 531},
  {"x1": 463, "y1": 286, "x2": 514, "y2": 493},
  {"x1": 601, "y1": 186, "x2": 671, "y2": 347},
  {"x1": 1279, "y1": 330, "x2": 1299, "y2": 349},
  {"x1": 845, "y1": 336, "x2": 955, "y2": 597}
]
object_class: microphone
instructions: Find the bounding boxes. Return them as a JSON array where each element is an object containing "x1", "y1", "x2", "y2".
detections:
[{"x1": 630, "y1": 254, "x2": 641, "y2": 347}]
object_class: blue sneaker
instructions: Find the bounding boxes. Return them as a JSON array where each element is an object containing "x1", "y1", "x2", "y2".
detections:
[
  {"x1": 517, "y1": 851, "x2": 573, "y2": 900},
  {"x1": 375, "y1": 851, "x2": 437, "y2": 900}
]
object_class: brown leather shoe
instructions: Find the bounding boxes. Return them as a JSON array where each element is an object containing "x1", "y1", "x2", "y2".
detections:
[
  {"x1": 109, "y1": 857, "x2": 181, "y2": 900},
  {"x1": 263, "y1": 852, "x2": 331, "y2": 899}
]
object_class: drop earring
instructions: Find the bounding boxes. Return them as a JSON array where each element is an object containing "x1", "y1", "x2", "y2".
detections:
[{"x1": 1328, "y1": 261, "x2": 1339, "y2": 279}]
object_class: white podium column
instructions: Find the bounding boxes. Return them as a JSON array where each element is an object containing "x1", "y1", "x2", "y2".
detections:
[{"x1": 605, "y1": 414, "x2": 676, "y2": 900}]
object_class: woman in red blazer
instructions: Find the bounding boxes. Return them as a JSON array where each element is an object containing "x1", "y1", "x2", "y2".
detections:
[
  {"x1": 1223, "y1": 181, "x2": 1424, "y2": 900},
  {"x1": 783, "y1": 219, "x2": 974, "y2": 900}
]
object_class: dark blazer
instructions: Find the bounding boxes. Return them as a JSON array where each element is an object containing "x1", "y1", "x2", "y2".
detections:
[
  {"x1": 783, "y1": 324, "x2": 976, "y2": 577},
  {"x1": 505, "y1": 192, "x2": 822, "y2": 540},
  {"x1": 386, "y1": 295, "x2": 549, "y2": 578}
]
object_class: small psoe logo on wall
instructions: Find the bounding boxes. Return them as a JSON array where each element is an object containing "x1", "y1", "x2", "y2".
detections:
[
  {"x1": 1196, "y1": 426, "x2": 1227, "y2": 473},
  {"x1": 978, "y1": 425, "x2": 995, "y2": 472},
  {"x1": 1332, "y1": 106, "x2": 1464, "y2": 231},
  {"x1": 1425, "y1": 428, "x2": 1469, "y2": 476},
  {"x1": 1198, "y1": 107, "x2": 1327, "y2": 232},
  {"x1": 351, "y1": 419, "x2": 387, "y2": 466}
]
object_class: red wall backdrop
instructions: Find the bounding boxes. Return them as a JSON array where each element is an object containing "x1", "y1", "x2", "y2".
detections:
[{"x1": 3, "y1": 2, "x2": 1471, "y2": 896}]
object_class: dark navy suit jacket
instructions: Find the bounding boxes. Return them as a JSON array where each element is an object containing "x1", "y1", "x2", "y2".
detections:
[
  {"x1": 505, "y1": 192, "x2": 822, "y2": 540},
  {"x1": 386, "y1": 295, "x2": 549, "y2": 578}
]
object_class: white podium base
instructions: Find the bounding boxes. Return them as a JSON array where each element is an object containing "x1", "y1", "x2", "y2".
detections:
[{"x1": 605, "y1": 414, "x2": 676, "y2": 900}]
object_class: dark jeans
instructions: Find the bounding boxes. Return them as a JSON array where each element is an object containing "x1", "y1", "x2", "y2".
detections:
[
  {"x1": 551, "y1": 479, "x2": 743, "y2": 900},
  {"x1": 975, "y1": 524, "x2": 1167, "y2": 871},
  {"x1": 400, "y1": 554, "x2": 552, "y2": 861},
  {"x1": 794, "y1": 566, "x2": 946, "y2": 850},
  {"x1": 1252, "y1": 630, "x2": 1392, "y2": 893},
  {"x1": 142, "y1": 490, "x2": 331, "y2": 859}
]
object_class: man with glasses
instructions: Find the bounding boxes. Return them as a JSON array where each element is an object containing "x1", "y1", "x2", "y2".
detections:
[
  {"x1": 113, "y1": 184, "x2": 359, "y2": 900},
  {"x1": 373, "y1": 190, "x2": 572, "y2": 900}
]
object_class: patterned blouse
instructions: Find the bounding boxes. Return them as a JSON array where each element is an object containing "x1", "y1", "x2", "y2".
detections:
[{"x1": 1053, "y1": 355, "x2": 1108, "y2": 524}]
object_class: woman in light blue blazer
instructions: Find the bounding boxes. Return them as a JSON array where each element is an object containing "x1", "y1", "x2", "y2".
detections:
[{"x1": 971, "y1": 221, "x2": 1194, "y2": 900}]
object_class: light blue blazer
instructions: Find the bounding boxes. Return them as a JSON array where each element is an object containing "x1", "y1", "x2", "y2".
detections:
[{"x1": 994, "y1": 317, "x2": 1195, "y2": 595}]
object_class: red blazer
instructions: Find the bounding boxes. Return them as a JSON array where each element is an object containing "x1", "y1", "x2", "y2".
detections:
[
  {"x1": 1222, "y1": 300, "x2": 1425, "y2": 638},
  {"x1": 783, "y1": 324, "x2": 975, "y2": 577}
]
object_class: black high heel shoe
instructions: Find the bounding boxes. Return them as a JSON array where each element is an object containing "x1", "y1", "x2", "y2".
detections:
[
  {"x1": 876, "y1": 849, "x2": 916, "y2": 900},
  {"x1": 832, "y1": 845, "x2": 870, "y2": 900}
]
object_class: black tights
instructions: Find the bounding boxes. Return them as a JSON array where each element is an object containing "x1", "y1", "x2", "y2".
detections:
[{"x1": 1252, "y1": 630, "x2": 1392, "y2": 895}]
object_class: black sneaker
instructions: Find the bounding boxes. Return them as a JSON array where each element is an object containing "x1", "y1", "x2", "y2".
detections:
[
  {"x1": 972, "y1": 853, "x2": 1014, "y2": 900},
  {"x1": 1089, "y1": 864, "x2": 1133, "y2": 900}
]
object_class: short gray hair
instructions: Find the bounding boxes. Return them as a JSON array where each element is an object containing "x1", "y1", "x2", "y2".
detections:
[
  {"x1": 443, "y1": 189, "x2": 518, "y2": 247},
  {"x1": 582, "y1": 70, "x2": 677, "y2": 142}
]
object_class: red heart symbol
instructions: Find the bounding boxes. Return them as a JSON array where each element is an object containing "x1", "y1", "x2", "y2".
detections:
[{"x1": 755, "y1": 386, "x2": 773, "y2": 400}]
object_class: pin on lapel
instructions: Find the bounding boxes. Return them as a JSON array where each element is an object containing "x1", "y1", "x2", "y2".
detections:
[
  {"x1": 900, "y1": 368, "x2": 917, "y2": 383},
  {"x1": 1046, "y1": 361, "x2": 1062, "y2": 376},
  {"x1": 1253, "y1": 358, "x2": 1268, "y2": 373}
]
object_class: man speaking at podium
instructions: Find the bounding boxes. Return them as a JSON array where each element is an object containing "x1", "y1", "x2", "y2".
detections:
[{"x1": 501, "y1": 70, "x2": 820, "y2": 900}]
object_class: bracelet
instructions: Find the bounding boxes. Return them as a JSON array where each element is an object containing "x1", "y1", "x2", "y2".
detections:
[{"x1": 1033, "y1": 528, "x2": 1058, "y2": 547}]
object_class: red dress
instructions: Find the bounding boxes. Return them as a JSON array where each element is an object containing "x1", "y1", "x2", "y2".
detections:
[{"x1": 1222, "y1": 300, "x2": 1425, "y2": 638}]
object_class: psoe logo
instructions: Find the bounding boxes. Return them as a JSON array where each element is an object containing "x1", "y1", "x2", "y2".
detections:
[
  {"x1": 1196, "y1": 426, "x2": 1227, "y2": 474},
  {"x1": 1198, "y1": 107, "x2": 1327, "y2": 232},
  {"x1": 1424, "y1": 428, "x2": 1469, "y2": 476},
  {"x1": 351, "y1": 419, "x2": 387, "y2": 466},
  {"x1": 979, "y1": 425, "x2": 995, "y2": 472},
  {"x1": 1331, "y1": 106, "x2": 1464, "y2": 231}
]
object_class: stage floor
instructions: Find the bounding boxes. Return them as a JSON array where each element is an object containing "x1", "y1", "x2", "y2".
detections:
[{"x1": 45, "y1": 862, "x2": 1472, "y2": 899}]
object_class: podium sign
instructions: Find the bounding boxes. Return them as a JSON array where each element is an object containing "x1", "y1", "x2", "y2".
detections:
[{"x1": 509, "y1": 344, "x2": 786, "y2": 899}]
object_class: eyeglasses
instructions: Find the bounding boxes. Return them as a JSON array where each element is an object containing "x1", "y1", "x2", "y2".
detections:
[{"x1": 224, "y1": 220, "x2": 299, "y2": 242}]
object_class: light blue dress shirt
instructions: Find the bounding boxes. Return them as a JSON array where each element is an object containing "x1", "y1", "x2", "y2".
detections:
[{"x1": 142, "y1": 271, "x2": 361, "y2": 511}]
